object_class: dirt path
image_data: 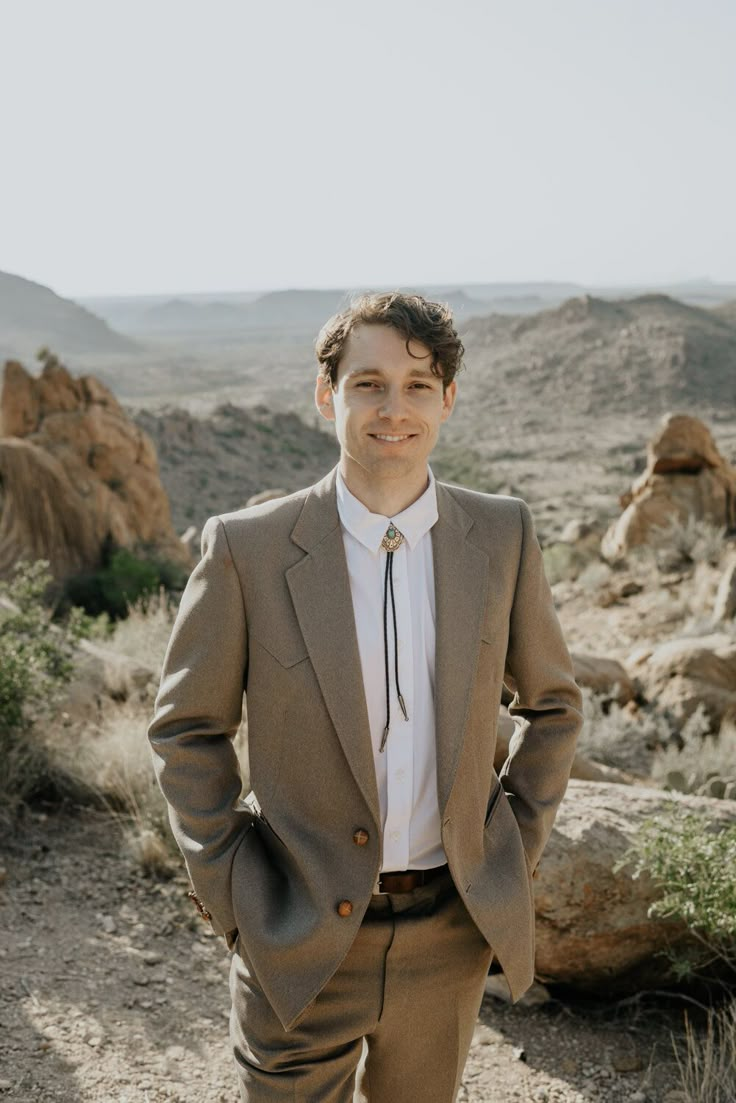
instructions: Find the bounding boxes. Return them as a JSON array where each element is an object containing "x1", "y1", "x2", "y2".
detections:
[{"x1": 1, "y1": 808, "x2": 686, "y2": 1102}]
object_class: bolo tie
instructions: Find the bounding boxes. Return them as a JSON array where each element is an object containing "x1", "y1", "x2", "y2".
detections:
[{"x1": 379, "y1": 522, "x2": 409, "y2": 752}]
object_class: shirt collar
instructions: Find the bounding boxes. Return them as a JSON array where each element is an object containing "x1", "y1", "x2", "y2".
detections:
[{"x1": 335, "y1": 467, "x2": 438, "y2": 554}]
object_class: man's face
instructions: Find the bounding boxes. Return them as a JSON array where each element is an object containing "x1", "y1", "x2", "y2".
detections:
[{"x1": 315, "y1": 323, "x2": 456, "y2": 488}]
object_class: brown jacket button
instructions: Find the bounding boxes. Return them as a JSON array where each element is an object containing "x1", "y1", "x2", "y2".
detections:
[
  {"x1": 352, "y1": 829, "x2": 369, "y2": 847},
  {"x1": 337, "y1": 900, "x2": 353, "y2": 917}
]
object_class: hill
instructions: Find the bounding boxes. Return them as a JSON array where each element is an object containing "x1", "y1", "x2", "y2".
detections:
[
  {"x1": 459, "y1": 293, "x2": 736, "y2": 423},
  {"x1": 0, "y1": 269, "x2": 137, "y2": 362},
  {"x1": 133, "y1": 402, "x2": 339, "y2": 533}
]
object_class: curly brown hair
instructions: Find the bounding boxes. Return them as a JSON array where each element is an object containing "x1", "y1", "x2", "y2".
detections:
[{"x1": 315, "y1": 291, "x2": 465, "y2": 391}]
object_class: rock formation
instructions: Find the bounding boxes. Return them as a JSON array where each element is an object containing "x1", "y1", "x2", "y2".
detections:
[
  {"x1": 601, "y1": 413, "x2": 736, "y2": 561},
  {"x1": 0, "y1": 357, "x2": 190, "y2": 580},
  {"x1": 533, "y1": 780, "x2": 736, "y2": 992},
  {"x1": 627, "y1": 632, "x2": 736, "y2": 728}
]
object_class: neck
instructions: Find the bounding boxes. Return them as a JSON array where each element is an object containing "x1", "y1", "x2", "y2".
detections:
[{"x1": 339, "y1": 461, "x2": 430, "y2": 517}]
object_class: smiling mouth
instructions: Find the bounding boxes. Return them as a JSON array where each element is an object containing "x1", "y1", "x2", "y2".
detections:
[{"x1": 370, "y1": 433, "x2": 415, "y2": 442}]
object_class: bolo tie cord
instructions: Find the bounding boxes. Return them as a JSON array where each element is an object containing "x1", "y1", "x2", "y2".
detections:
[{"x1": 380, "y1": 524, "x2": 409, "y2": 752}]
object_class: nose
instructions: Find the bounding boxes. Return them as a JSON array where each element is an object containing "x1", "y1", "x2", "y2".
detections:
[{"x1": 378, "y1": 386, "x2": 407, "y2": 420}]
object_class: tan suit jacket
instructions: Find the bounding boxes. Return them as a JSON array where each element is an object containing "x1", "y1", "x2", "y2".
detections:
[{"x1": 148, "y1": 465, "x2": 583, "y2": 1031}]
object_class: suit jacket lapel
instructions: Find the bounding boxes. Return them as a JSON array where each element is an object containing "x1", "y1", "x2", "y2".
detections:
[
  {"x1": 284, "y1": 469, "x2": 489, "y2": 830},
  {"x1": 432, "y1": 482, "x2": 490, "y2": 815},
  {"x1": 286, "y1": 467, "x2": 381, "y2": 828}
]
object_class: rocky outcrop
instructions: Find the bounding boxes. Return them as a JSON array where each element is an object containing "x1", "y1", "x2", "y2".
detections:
[
  {"x1": 601, "y1": 414, "x2": 736, "y2": 561},
  {"x1": 571, "y1": 653, "x2": 636, "y2": 705},
  {"x1": 533, "y1": 780, "x2": 736, "y2": 991},
  {"x1": 627, "y1": 632, "x2": 736, "y2": 728},
  {"x1": 0, "y1": 358, "x2": 189, "y2": 579}
]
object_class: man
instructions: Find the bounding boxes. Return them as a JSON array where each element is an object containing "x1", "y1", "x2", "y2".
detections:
[{"x1": 148, "y1": 291, "x2": 583, "y2": 1102}]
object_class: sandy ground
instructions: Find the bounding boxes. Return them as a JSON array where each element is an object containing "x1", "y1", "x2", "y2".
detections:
[{"x1": 1, "y1": 808, "x2": 688, "y2": 1103}]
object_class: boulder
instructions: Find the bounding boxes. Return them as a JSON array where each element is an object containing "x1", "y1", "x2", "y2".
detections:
[
  {"x1": 78, "y1": 639, "x2": 158, "y2": 701},
  {"x1": 601, "y1": 414, "x2": 736, "y2": 561},
  {"x1": 571, "y1": 653, "x2": 636, "y2": 704},
  {"x1": 627, "y1": 633, "x2": 736, "y2": 728},
  {"x1": 533, "y1": 780, "x2": 736, "y2": 992},
  {"x1": 0, "y1": 359, "x2": 190, "y2": 580}
]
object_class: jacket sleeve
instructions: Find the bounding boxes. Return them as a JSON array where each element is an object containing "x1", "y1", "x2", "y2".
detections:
[
  {"x1": 147, "y1": 515, "x2": 253, "y2": 934},
  {"x1": 500, "y1": 499, "x2": 583, "y2": 873}
]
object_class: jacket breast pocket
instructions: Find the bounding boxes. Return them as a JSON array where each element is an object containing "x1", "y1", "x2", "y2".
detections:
[{"x1": 249, "y1": 630, "x2": 309, "y2": 670}]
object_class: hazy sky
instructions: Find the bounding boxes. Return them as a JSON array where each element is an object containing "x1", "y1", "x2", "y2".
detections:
[{"x1": 1, "y1": 0, "x2": 734, "y2": 298}]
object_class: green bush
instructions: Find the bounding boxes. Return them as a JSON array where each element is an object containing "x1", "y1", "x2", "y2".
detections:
[
  {"x1": 615, "y1": 804, "x2": 736, "y2": 980},
  {"x1": 0, "y1": 560, "x2": 88, "y2": 817},
  {"x1": 63, "y1": 546, "x2": 187, "y2": 620}
]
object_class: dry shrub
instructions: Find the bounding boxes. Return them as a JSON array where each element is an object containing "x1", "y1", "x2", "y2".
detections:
[
  {"x1": 48, "y1": 694, "x2": 250, "y2": 876},
  {"x1": 674, "y1": 1001, "x2": 736, "y2": 1102},
  {"x1": 644, "y1": 515, "x2": 730, "y2": 574},
  {"x1": 104, "y1": 588, "x2": 176, "y2": 677},
  {"x1": 652, "y1": 707, "x2": 736, "y2": 800},
  {"x1": 542, "y1": 541, "x2": 595, "y2": 585},
  {"x1": 577, "y1": 686, "x2": 671, "y2": 775}
]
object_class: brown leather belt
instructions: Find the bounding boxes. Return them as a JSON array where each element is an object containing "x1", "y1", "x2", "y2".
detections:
[{"x1": 376, "y1": 863, "x2": 449, "y2": 895}]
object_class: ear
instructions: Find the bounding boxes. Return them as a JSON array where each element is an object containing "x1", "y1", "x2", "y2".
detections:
[
  {"x1": 440, "y1": 380, "x2": 457, "y2": 423},
  {"x1": 314, "y1": 373, "x2": 336, "y2": 422}
]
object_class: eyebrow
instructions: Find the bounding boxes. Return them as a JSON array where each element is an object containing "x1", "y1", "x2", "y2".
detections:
[{"x1": 346, "y1": 366, "x2": 437, "y2": 379}]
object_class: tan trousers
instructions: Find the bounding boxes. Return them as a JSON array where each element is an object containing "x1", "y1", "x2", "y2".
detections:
[{"x1": 229, "y1": 869, "x2": 494, "y2": 1102}]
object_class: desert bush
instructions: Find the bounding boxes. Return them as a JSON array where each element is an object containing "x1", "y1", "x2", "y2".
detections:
[
  {"x1": 0, "y1": 560, "x2": 88, "y2": 818},
  {"x1": 577, "y1": 686, "x2": 671, "y2": 775},
  {"x1": 619, "y1": 804, "x2": 736, "y2": 1099},
  {"x1": 652, "y1": 705, "x2": 736, "y2": 799},
  {"x1": 63, "y1": 545, "x2": 188, "y2": 620},
  {"x1": 647, "y1": 515, "x2": 729, "y2": 574},
  {"x1": 70, "y1": 698, "x2": 177, "y2": 874},
  {"x1": 616, "y1": 804, "x2": 736, "y2": 980},
  {"x1": 541, "y1": 542, "x2": 591, "y2": 585},
  {"x1": 47, "y1": 689, "x2": 250, "y2": 876},
  {"x1": 575, "y1": 559, "x2": 614, "y2": 592},
  {"x1": 104, "y1": 588, "x2": 176, "y2": 678}
]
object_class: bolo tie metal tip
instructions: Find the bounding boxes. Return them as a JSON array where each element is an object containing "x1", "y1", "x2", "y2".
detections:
[
  {"x1": 380, "y1": 725, "x2": 389, "y2": 753},
  {"x1": 398, "y1": 694, "x2": 409, "y2": 721}
]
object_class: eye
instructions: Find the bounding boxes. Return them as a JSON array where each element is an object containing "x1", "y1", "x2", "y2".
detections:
[{"x1": 355, "y1": 380, "x2": 380, "y2": 389}]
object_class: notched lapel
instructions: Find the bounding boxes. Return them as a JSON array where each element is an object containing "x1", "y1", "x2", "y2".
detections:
[
  {"x1": 433, "y1": 484, "x2": 490, "y2": 814},
  {"x1": 286, "y1": 474, "x2": 380, "y2": 827}
]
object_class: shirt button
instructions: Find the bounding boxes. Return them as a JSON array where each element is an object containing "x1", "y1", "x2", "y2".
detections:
[
  {"x1": 352, "y1": 829, "x2": 369, "y2": 847},
  {"x1": 395, "y1": 769, "x2": 406, "y2": 780},
  {"x1": 390, "y1": 830, "x2": 400, "y2": 841},
  {"x1": 337, "y1": 900, "x2": 353, "y2": 917}
]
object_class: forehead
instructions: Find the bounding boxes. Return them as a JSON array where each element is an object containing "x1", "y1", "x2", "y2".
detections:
[{"x1": 339, "y1": 323, "x2": 433, "y2": 377}]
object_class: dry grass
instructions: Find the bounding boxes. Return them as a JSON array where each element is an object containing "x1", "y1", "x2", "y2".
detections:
[
  {"x1": 45, "y1": 692, "x2": 250, "y2": 875},
  {"x1": 637, "y1": 515, "x2": 731, "y2": 575},
  {"x1": 103, "y1": 589, "x2": 176, "y2": 677},
  {"x1": 577, "y1": 686, "x2": 672, "y2": 776},
  {"x1": 652, "y1": 707, "x2": 736, "y2": 799},
  {"x1": 673, "y1": 1001, "x2": 736, "y2": 1102}
]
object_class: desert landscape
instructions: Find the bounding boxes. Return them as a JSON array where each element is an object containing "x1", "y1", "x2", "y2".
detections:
[{"x1": 1, "y1": 270, "x2": 736, "y2": 1102}]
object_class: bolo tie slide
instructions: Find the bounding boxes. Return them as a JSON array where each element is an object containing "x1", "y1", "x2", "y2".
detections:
[{"x1": 380, "y1": 523, "x2": 409, "y2": 752}]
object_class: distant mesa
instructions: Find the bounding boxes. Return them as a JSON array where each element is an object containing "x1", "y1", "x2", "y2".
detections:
[
  {"x1": 0, "y1": 353, "x2": 189, "y2": 580},
  {"x1": 601, "y1": 412, "x2": 736, "y2": 560}
]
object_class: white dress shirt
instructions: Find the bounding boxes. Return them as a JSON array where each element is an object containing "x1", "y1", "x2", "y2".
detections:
[{"x1": 335, "y1": 467, "x2": 445, "y2": 872}]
